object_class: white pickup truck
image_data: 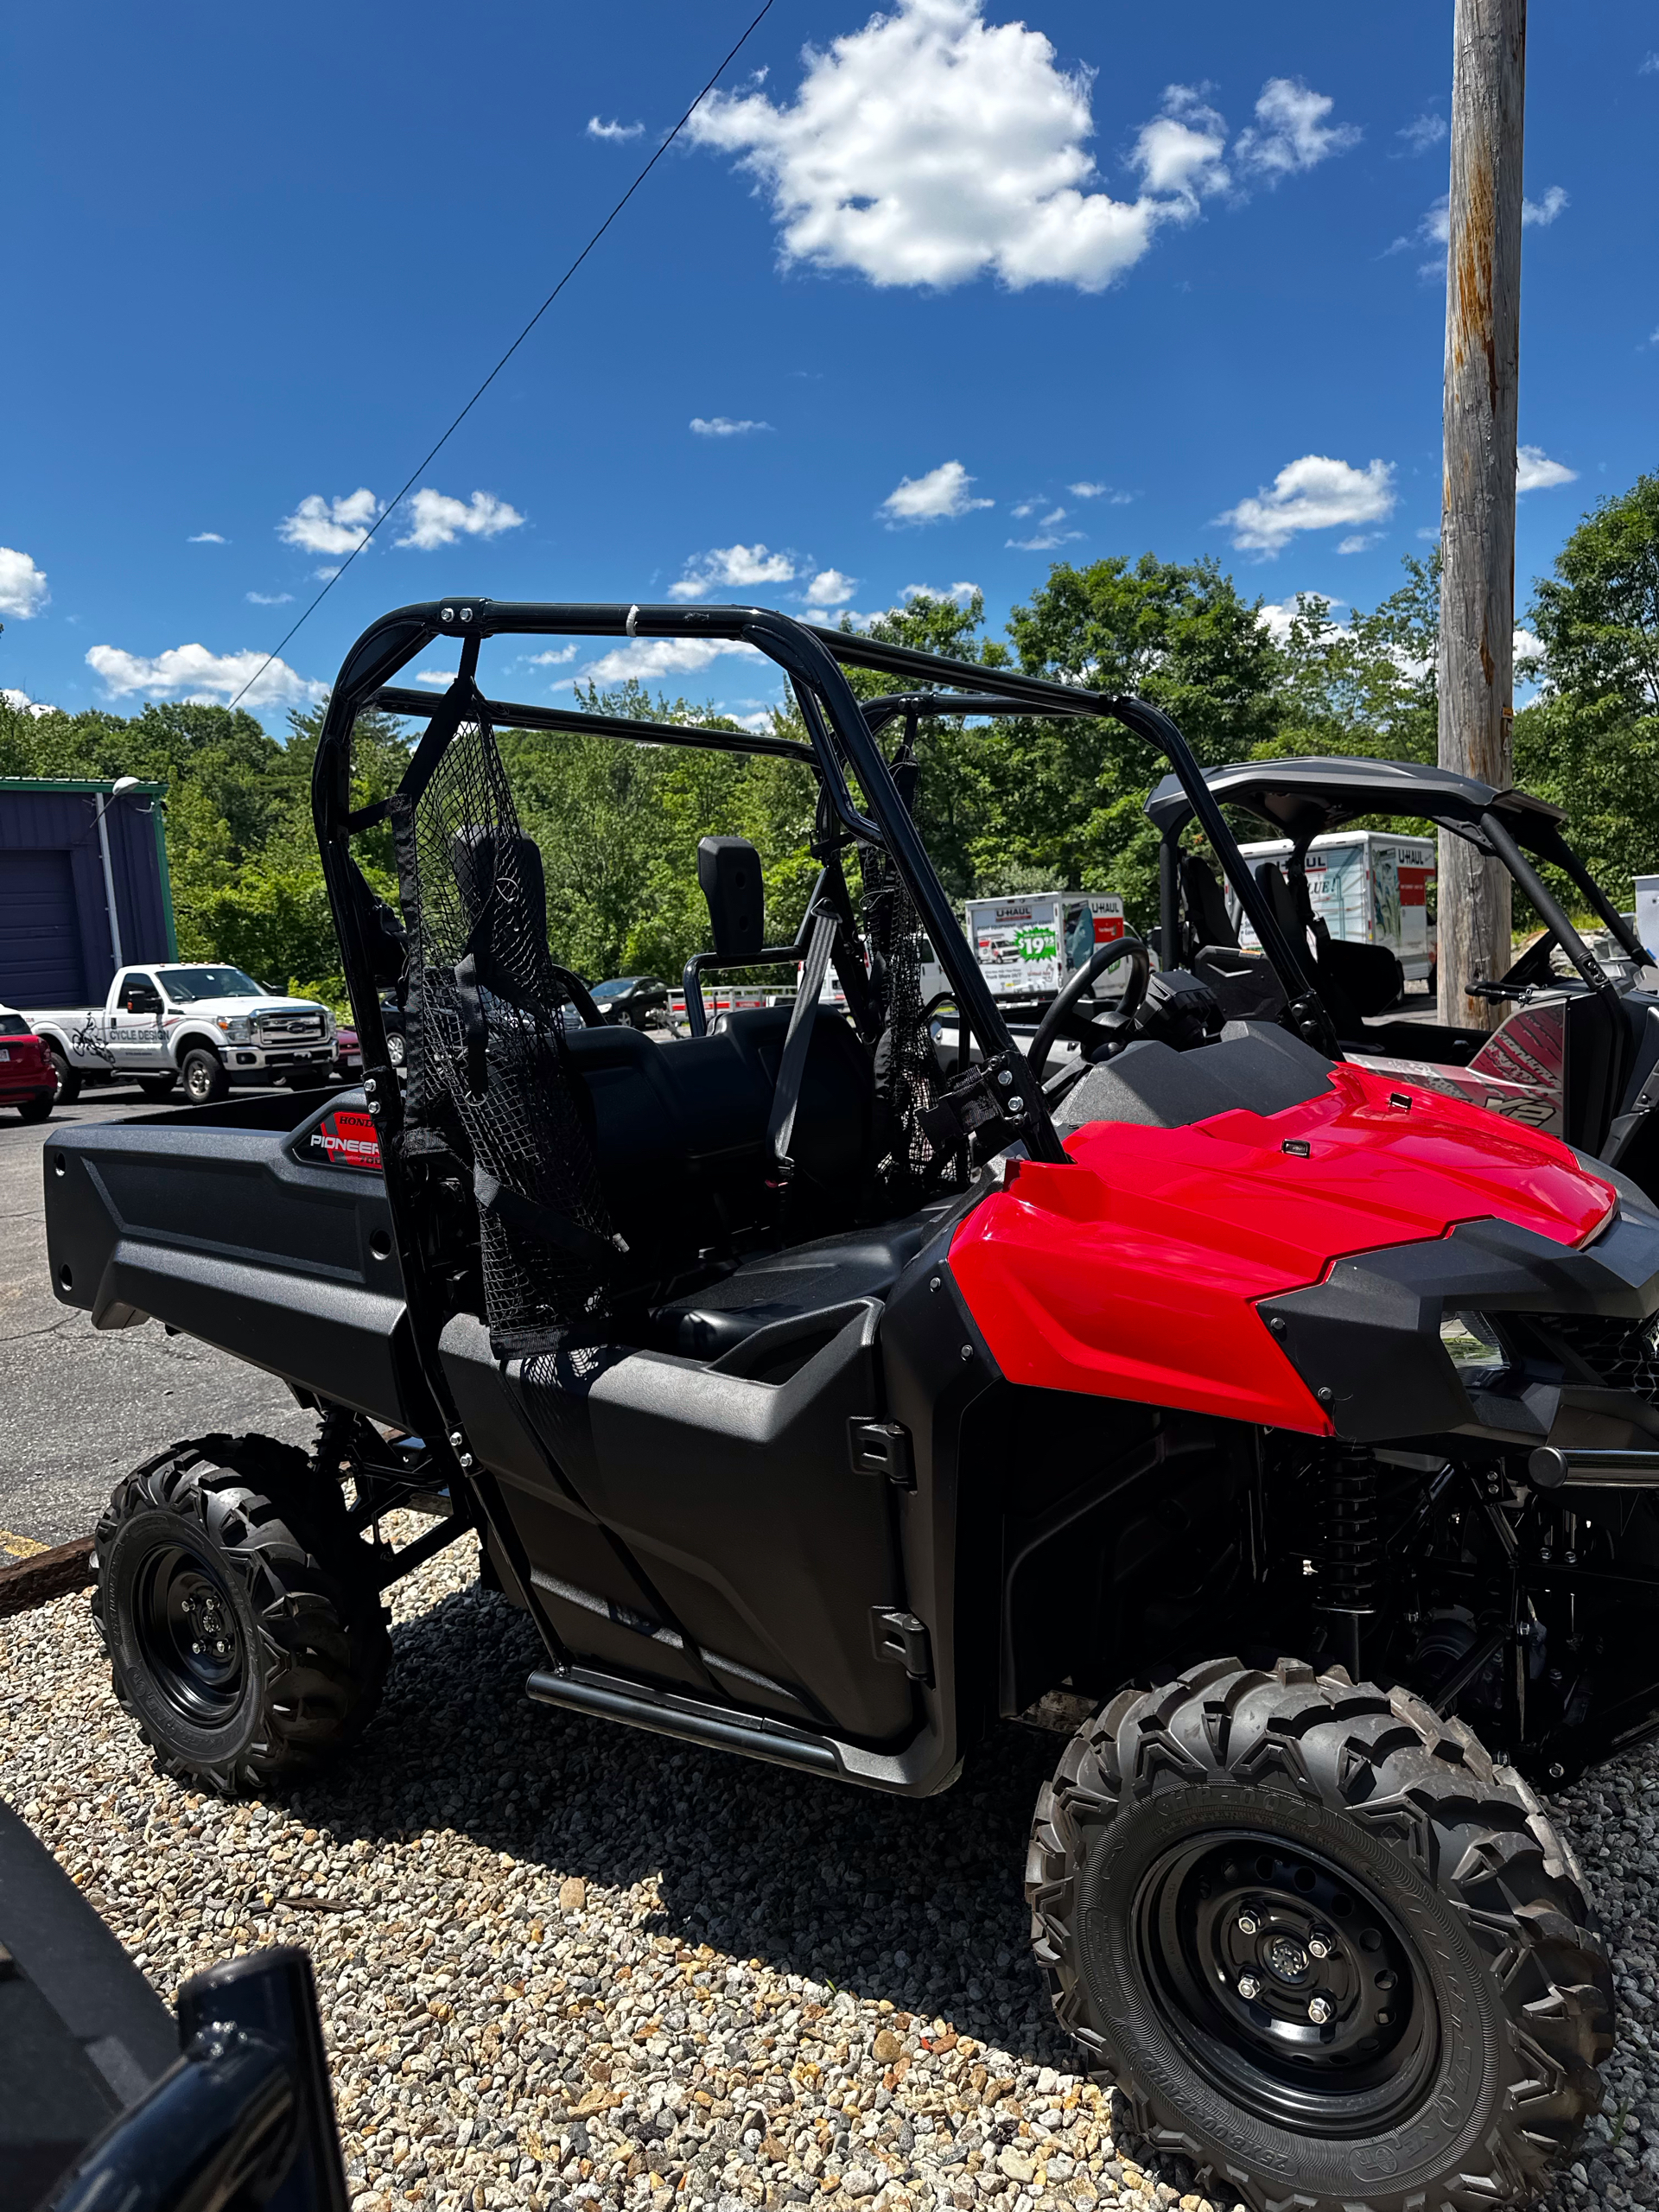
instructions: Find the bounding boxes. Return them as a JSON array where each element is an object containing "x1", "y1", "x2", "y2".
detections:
[{"x1": 29, "y1": 963, "x2": 338, "y2": 1106}]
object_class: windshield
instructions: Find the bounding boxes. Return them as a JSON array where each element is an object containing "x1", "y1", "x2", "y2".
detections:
[
  {"x1": 589, "y1": 979, "x2": 637, "y2": 998},
  {"x1": 0, "y1": 1010, "x2": 32, "y2": 1037},
  {"x1": 157, "y1": 967, "x2": 266, "y2": 1002}
]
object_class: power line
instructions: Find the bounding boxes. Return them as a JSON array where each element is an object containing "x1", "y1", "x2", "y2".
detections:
[{"x1": 230, "y1": 0, "x2": 779, "y2": 712}]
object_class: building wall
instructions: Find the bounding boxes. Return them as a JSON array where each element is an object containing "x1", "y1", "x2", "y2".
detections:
[{"x1": 0, "y1": 781, "x2": 175, "y2": 1008}]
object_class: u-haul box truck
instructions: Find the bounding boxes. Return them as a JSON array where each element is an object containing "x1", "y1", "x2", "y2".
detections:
[{"x1": 1227, "y1": 831, "x2": 1436, "y2": 984}]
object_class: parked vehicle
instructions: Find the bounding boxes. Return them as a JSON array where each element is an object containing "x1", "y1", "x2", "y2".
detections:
[
  {"x1": 0, "y1": 1004, "x2": 56, "y2": 1122},
  {"x1": 1149, "y1": 755, "x2": 1659, "y2": 1183},
  {"x1": 1229, "y1": 828, "x2": 1435, "y2": 988},
  {"x1": 961, "y1": 890, "x2": 1127, "y2": 1006},
  {"x1": 589, "y1": 975, "x2": 669, "y2": 1029},
  {"x1": 377, "y1": 992, "x2": 408, "y2": 1070},
  {"x1": 28, "y1": 963, "x2": 338, "y2": 1106},
  {"x1": 334, "y1": 1018, "x2": 364, "y2": 1083},
  {"x1": 51, "y1": 603, "x2": 1656, "y2": 2212},
  {"x1": 1, "y1": 1792, "x2": 346, "y2": 2209}
]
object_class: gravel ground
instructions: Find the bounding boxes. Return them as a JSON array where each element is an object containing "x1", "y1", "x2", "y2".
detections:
[{"x1": 3, "y1": 1515, "x2": 1658, "y2": 2212}]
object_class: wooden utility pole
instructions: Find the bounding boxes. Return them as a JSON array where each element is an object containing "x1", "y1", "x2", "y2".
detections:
[{"x1": 1437, "y1": 0, "x2": 1526, "y2": 1030}]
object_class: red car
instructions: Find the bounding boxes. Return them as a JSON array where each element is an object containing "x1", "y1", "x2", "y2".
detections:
[{"x1": 0, "y1": 1007, "x2": 55, "y2": 1122}]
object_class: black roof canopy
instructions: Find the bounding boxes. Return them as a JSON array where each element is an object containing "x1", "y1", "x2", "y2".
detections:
[{"x1": 1145, "y1": 755, "x2": 1567, "y2": 845}]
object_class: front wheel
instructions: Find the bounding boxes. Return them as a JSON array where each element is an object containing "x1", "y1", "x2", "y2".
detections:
[
  {"x1": 92, "y1": 1433, "x2": 391, "y2": 1794},
  {"x1": 47, "y1": 1046, "x2": 80, "y2": 1105},
  {"x1": 1028, "y1": 1656, "x2": 1611, "y2": 2212},
  {"x1": 180, "y1": 1046, "x2": 228, "y2": 1104}
]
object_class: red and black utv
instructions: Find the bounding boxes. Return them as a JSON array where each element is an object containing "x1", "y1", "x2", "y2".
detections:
[{"x1": 45, "y1": 601, "x2": 1659, "y2": 2212}]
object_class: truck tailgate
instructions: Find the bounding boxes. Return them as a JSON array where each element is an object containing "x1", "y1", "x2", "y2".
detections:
[{"x1": 42, "y1": 1094, "x2": 423, "y2": 1430}]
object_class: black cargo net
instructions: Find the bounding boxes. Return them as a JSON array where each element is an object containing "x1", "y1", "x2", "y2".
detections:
[
  {"x1": 391, "y1": 687, "x2": 618, "y2": 1356},
  {"x1": 857, "y1": 834, "x2": 964, "y2": 1204}
]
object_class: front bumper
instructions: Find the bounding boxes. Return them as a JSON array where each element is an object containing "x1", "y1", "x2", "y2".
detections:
[{"x1": 226, "y1": 1045, "x2": 336, "y2": 1071}]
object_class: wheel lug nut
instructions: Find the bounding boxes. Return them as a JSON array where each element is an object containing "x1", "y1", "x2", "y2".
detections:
[
  {"x1": 1236, "y1": 1912, "x2": 1259, "y2": 1937},
  {"x1": 1307, "y1": 1996, "x2": 1333, "y2": 2025},
  {"x1": 1308, "y1": 1935, "x2": 1332, "y2": 1960},
  {"x1": 191, "y1": 1642, "x2": 202, "y2": 1654},
  {"x1": 1236, "y1": 1974, "x2": 1262, "y2": 2001}
]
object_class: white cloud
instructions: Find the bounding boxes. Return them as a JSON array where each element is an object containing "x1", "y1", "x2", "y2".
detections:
[
  {"x1": 1642, "y1": 51, "x2": 1659, "y2": 74},
  {"x1": 246, "y1": 590, "x2": 293, "y2": 605},
  {"x1": 805, "y1": 567, "x2": 858, "y2": 605},
  {"x1": 188, "y1": 531, "x2": 228, "y2": 544},
  {"x1": 880, "y1": 459, "x2": 992, "y2": 524},
  {"x1": 2, "y1": 687, "x2": 56, "y2": 718},
  {"x1": 1256, "y1": 593, "x2": 1343, "y2": 643},
  {"x1": 690, "y1": 416, "x2": 772, "y2": 436},
  {"x1": 900, "y1": 581, "x2": 980, "y2": 607},
  {"x1": 1233, "y1": 78, "x2": 1361, "y2": 182},
  {"x1": 313, "y1": 566, "x2": 340, "y2": 582},
  {"x1": 577, "y1": 637, "x2": 766, "y2": 686},
  {"x1": 689, "y1": 0, "x2": 1209, "y2": 293},
  {"x1": 1523, "y1": 186, "x2": 1568, "y2": 226},
  {"x1": 1514, "y1": 626, "x2": 1546, "y2": 666},
  {"x1": 415, "y1": 669, "x2": 457, "y2": 686},
  {"x1": 279, "y1": 488, "x2": 381, "y2": 556},
  {"x1": 1395, "y1": 111, "x2": 1446, "y2": 154},
  {"x1": 1131, "y1": 85, "x2": 1229, "y2": 211},
  {"x1": 1516, "y1": 444, "x2": 1578, "y2": 492},
  {"x1": 730, "y1": 709, "x2": 776, "y2": 733},
  {"x1": 86, "y1": 643, "x2": 326, "y2": 709},
  {"x1": 1068, "y1": 480, "x2": 1107, "y2": 498},
  {"x1": 525, "y1": 645, "x2": 579, "y2": 665},
  {"x1": 1217, "y1": 454, "x2": 1396, "y2": 555},
  {"x1": 588, "y1": 116, "x2": 645, "y2": 140},
  {"x1": 1007, "y1": 504, "x2": 1083, "y2": 551},
  {"x1": 397, "y1": 488, "x2": 525, "y2": 550},
  {"x1": 0, "y1": 547, "x2": 49, "y2": 619},
  {"x1": 667, "y1": 543, "x2": 798, "y2": 601},
  {"x1": 1336, "y1": 533, "x2": 1376, "y2": 554}
]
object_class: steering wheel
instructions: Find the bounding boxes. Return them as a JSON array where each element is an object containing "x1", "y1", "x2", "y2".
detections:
[{"x1": 1027, "y1": 934, "x2": 1153, "y2": 1082}]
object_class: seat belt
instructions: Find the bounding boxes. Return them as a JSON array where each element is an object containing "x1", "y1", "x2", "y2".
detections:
[{"x1": 766, "y1": 904, "x2": 840, "y2": 1179}]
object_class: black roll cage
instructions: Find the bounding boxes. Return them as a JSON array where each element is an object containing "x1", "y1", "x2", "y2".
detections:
[{"x1": 314, "y1": 595, "x2": 1332, "y2": 1161}]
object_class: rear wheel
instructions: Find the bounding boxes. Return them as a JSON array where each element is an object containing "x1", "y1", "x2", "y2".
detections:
[
  {"x1": 47, "y1": 1046, "x2": 80, "y2": 1105},
  {"x1": 180, "y1": 1046, "x2": 227, "y2": 1104},
  {"x1": 1027, "y1": 1656, "x2": 1611, "y2": 2212},
  {"x1": 92, "y1": 1433, "x2": 391, "y2": 1794},
  {"x1": 17, "y1": 1092, "x2": 54, "y2": 1122},
  {"x1": 386, "y1": 1031, "x2": 407, "y2": 1070}
]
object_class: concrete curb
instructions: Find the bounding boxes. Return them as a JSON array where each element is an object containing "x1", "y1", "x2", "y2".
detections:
[{"x1": 0, "y1": 1538, "x2": 94, "y2": 1620}]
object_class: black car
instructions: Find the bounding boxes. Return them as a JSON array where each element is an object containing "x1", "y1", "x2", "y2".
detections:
[{"x1": 588, "y1": 975, "x2": 668, "y2": 1029}]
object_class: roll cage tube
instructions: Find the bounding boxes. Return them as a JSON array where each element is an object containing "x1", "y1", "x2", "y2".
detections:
[
  {"x1": 806, "y1": 629, "x2": 1335, "y2": 1054},
  {"x1": 1478, "y1": 810, "x2": 1630, "y2": 1035}
]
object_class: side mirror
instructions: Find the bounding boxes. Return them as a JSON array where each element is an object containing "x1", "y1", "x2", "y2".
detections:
[{"x1": 697, "y1": 837, "x2": 765, "y2": 962}]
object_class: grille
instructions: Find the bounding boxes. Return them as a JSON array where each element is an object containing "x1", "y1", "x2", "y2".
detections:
[
  {"x1": 1547, "y1": 1312, "x2": 1659, "y2": 1397},
  {"x1": 256, "y1": 1012, "x2": 325, "y2": 1042}
]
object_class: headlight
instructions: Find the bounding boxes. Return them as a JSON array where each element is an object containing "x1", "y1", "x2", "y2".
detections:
[
  {"x1": 216, "y1": 1015, "x2": 254, "y2": 1042},
  {"x1": 1440, "y1": 1310, "x2": 1503, "y2": 1376}
]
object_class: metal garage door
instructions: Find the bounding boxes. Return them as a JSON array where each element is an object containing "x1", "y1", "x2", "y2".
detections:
[{"x1": 0, "y1": 850, "x2": 87, "y2": 1005}]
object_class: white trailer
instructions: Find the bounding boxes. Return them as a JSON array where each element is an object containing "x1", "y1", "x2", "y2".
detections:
[
  {"x1": 1227, "y1": 831, "x2": 1436, "y2": 983},
  {"x1": 955, "y1": 892, "x2": 1127, "y2": 1002}
]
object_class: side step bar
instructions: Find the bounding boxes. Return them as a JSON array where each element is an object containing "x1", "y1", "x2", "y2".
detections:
[
  {"x1": 525, "y1": 1667, "x2": 960, "y2": 1796},
  {"x1": 1530, "y1": 1446, "x2": 1659, "y2": 1489}
]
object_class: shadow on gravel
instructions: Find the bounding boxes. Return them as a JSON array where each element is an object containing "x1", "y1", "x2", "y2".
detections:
[{"x1": 279, "y1": 1582, "x2": 1076, "y2": 2069}]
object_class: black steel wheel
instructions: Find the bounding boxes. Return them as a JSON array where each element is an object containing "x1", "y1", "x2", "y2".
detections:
[
  {"x1": 92, "y1": 1433, "x2": 390, "y2": 1794},
  {"x1": 1028, "y1": 1656, "x2": 1612, "y2": 2212}
]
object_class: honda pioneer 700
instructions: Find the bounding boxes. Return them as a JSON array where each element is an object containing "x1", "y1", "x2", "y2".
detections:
[{"x1": 45, "y1": 600, "x2": 1659, "y2": 2212}]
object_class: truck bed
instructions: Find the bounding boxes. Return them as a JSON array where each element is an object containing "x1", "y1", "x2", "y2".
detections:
[{"x1": 43, "y1": 1090, "x2": 423, "y2": 1431}]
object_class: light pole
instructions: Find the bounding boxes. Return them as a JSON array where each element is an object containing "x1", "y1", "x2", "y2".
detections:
[{"x1": 92, "y1": 776, "x2": 142, "y2": 976}]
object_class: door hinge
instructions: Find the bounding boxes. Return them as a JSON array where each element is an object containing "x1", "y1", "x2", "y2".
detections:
[
  {"x1": 870, "y1": 1606, "x2": 933, "y2": 1683},
  {"x1": 849, "y1": 1418, "x2": 914, "y2": 1489}
]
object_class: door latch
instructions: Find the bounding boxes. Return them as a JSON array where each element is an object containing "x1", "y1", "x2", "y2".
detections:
[
  {"x1": 849, "y1": 1418, "x2": 914, "y2": 1489},
  {"x1": 870, "y1": 1606, "x2": 933, "y2": 1683}
]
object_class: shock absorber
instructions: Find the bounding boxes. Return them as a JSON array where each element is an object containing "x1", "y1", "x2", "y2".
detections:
[{"x1": 1315, "y1": 1444, "x2": 1383, "y2": 1681}]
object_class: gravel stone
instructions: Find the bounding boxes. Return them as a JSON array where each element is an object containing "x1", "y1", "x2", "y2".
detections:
[{"x1": 3, "y1": 1516, "x2": 1655, "y2": 2211}]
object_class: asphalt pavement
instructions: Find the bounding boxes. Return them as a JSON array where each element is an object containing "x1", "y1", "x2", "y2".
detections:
[{"x1": 0, "y1": 1081, "x2": 321, "y2": 1553}]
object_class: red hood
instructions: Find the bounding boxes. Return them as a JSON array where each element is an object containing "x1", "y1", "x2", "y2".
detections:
[{"x1": 948, "y1": 1061, "x2": 1615, "y2": 1433}]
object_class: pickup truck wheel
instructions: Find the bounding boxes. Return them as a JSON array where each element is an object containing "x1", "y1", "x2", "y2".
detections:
[
  {"x1": 92, "y1": 1433, "x2": 391, "y2": 1795},
  {"x1": 1027, "y1": 1656, "x2": 1611, "y2": 2212},
  {"x1": 47, "y1": 1046, "x2": 80, "y2": 1105},
  {"x1": 180, "y1": 1047, "x2": 228, "y2": 1104}
]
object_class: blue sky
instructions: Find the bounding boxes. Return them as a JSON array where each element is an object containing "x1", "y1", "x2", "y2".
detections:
[{"x1": 3, "y1": 0, "x2": 1656, "y2": 734}]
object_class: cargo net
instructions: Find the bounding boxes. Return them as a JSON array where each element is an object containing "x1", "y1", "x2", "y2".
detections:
[
  {"x1": 858, "y1": 836, "x2": 964, "y2": 1204},
  {"x1": 393, "y1": 694, "x2": 618, "y2": 1356}
]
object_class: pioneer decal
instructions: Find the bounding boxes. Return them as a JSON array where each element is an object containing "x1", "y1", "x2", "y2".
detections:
[{"x1": 305, "y1": 1106, "x2": 383, "y2": 1173}]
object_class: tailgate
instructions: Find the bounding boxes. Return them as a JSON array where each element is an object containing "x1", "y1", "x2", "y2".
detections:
[{"x1": 43, "y1": 1093, "x2": 423, "y2": 1429}]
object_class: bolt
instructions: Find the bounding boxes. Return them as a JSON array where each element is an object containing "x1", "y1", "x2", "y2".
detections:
[
  {"x1": 191, "y1": 1642, "x2": 202, "y2": 1654},
  {"x1": 448, "y1": 1431, "x2": 465, "y2": 1447},
  {"x1": 1268, "y1": 1316, "x2": 1287, "y2": 1334},
  {"x1": 997, "y1": 1069, "x2": 1014, "y2": 1086},
  {"x1": 1308, "y1": 1935, "x2": 1332, "y2": 1961},
  {"x1": 441, "y1": 606, "x2": 454, "y2": 622},
  {"x1": 929, "y1": 1275, "x2": 942, "y2": 1293},
  {"x1": 1236, "y1": 1912, "x2": 1260, "y2": 1937},
  {"x1": 1007, "y1": 1096, "x2": 1026, "y2": 1113},
  {"x1": 1316, "y1": 1386, "x2": 1334, "y2": 1405},
  {"x1": 1307, "y1": 1996, "x2": 1332, "y2": 2025},
  {"x1": 960, "y1": 1345, "x2": 973, "y2": 1362},
  {"x1": 214, "y1": 1640, "x2": 227, "y2": 1655},
  {"x1": 1549, "y1": 1762, "x2": 1566, "y2": 1780},
  {"x1": 457, "y1": 1452, "x2": 474, "y2": 1469},
  {"x1": 1236, "y1": 1974, "x2": 1262, "y2": 2001}
]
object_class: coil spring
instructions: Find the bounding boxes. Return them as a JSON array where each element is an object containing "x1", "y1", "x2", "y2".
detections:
[{"x1": 1317, "y1": 1444, "x2": 1383, "y2": 1617}]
